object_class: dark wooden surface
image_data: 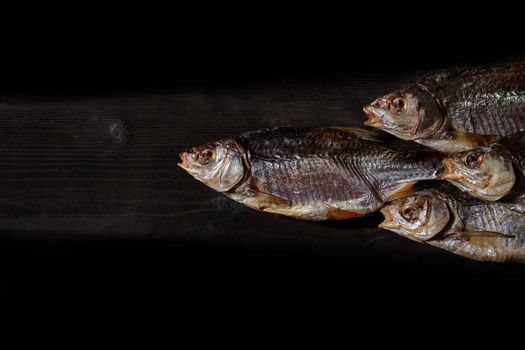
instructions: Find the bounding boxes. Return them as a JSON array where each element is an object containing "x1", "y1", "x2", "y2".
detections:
[
  {"x1": 4, "y1": 51, "x2": 525, "y2": 300},
  {"x1": 4, "y1": 70, "x2": 525, "y2": 261}
]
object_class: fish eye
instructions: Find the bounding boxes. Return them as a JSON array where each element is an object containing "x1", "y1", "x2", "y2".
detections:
[
  {"x1": 196, "y1": 148, "x2": 216, "y2": 165},
  {"x1": 389, "y1": 96, "x2": 408, "y2": 113},
  {"x1": 465, "y1": 152, "x2": 484, "y2": 169},
  {"x1": 400, "y1": 204, "x2": 418, "y2": 222}
]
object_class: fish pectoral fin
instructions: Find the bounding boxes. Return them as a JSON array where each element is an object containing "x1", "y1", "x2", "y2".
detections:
[
  {"x1": 450, "y1": 229, "x2": 515, "y2": 241},
  {"x1": 327, "y1": 127, "x2": 382, "y2": 142},
  {"x1": 326, "y1": 207, "x2": 364, "y2": 220},
  {"x1": 245, "y1": 188, "x2": 292, "y2": 210},
  {"x1": 449, "y1": 131, "x2": 499, "y2": 148},
  {"x1": 384, "y1": 181, "x2": 419, "y2": 202}
]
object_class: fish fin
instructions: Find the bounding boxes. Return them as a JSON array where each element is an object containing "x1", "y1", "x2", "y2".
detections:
[
  {"x1": 326, "y1": 207, "x2": 364, "y2": 220},
  {"x1": 384, "y1": 181, "x2": 419, "y2": 202},
  {"x1": 245, "y1": 188, "x2": 292, "y2": 209},
  {"x1": 451, "y1": 228, "x2": 515, "y2": 241},
  {"x1": 327, "y1": 127, "x2": 382, "y2": 142},
  {"x1": 448, "y1": 131, "x2": 499, "y2": 148}
]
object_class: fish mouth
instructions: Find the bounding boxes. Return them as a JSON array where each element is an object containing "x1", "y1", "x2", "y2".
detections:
[
  {"x1": 363, "y1": 105, "x2": 384, "y2": 127},
  {"x1": 440, "y1": 159, "x2": 462, "y2": 180},
  {"x1": 177, "y1": 162, "x2": 189, "y2": 172},
  {"x1": 378, "y1": 207, "x2": 396, "y2": 230},
  {"x1": 178, "y1": 151, "x2": 192, "y2": 172}
]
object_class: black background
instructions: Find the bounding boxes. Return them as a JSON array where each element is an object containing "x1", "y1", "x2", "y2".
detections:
[{"x1": 2, "y1": 13, "x2": 525, "y2": 314}]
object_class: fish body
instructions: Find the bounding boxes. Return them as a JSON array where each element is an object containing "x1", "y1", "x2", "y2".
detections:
[
  {"x1": 380, "y1": 185, "x2": 525, "y2": 263},
  {"x1": 364, "y1": 61, "x2": 525, "y2": 152},
  {"x1": 180, "y1": 127, "x2": 444, "y2": 220}
]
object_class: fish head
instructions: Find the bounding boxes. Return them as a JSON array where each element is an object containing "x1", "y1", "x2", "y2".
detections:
[
  {"x1": 178, "y1": 138, "x2": 247, "y2": 192},
  {"x1": 441, "y1": 144, "x2": 515, "y2": 201},
  {"x1": 379, "y1": 190, "x2": 450, "y2": 241},
  {"x1": 363, "y1": 85, "x2": 444, "y2": 141}
]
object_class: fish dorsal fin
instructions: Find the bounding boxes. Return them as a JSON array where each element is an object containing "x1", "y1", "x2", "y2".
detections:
[{"x1": 326, "y1": 127, "x2": 383, "y2": 142}]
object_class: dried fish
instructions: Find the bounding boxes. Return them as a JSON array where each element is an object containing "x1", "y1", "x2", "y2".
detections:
[
  {"x1": 179, "y1": 128, "x2": 444, "y2": 220},
  {"x1": 364, "y1": 61, "x2": 525, "y2": 152},
  {"x1": 379, "y1": 186, "x2": 525, "y2": 263}
]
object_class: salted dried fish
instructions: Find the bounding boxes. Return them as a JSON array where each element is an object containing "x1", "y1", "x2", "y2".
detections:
[
  {"x1": 379, "y1": 186, "x2": 525, "y2": 263},
  {"x1": 179, "y1": 127, "x2": 445, "y2": 220},
  {"x1": 364, "y1": 61, "x2": 525, "y2": 152}
]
